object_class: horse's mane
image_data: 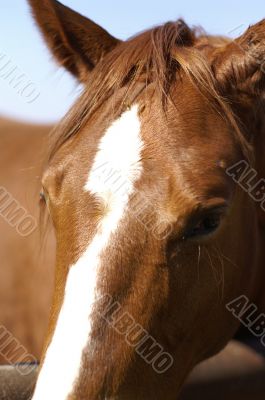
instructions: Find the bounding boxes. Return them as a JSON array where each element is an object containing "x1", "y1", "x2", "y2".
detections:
[{"x1": 48, "y1": 20, "x2": 250, "y2": 161}]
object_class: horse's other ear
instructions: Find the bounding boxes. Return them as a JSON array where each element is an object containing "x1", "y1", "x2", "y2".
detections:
[
  {"x1": 28, "y1": 0, "x2": 121, "y2": 82},
  {"x1": 212, "y1": 19, "x2": 265, "y2": 98}
]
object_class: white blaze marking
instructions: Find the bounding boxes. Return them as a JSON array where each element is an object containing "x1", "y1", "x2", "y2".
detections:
[{"x1": 32, "y1": 105, "x2": 143, "y2": 400}]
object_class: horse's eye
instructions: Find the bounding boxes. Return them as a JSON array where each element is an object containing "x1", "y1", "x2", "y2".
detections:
[
  {"x1": 183, "y1": 213, "x2": 222, "y2": 240},
  {"x1": 39, "y1": 191, "x2": 47, "y2": 204}
]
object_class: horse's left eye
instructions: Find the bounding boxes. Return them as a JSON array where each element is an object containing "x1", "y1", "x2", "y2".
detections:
[{"x1": 184, "y1": 213, "x2": 222, "y2": 240}]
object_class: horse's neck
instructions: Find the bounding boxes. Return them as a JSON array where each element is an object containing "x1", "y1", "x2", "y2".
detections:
[
  {"x1": 252, "y1": 103, "x2": 265, "y2": 226},
  {"x1": 251, "y1": 105, "x2": 265, "y2": 312}
]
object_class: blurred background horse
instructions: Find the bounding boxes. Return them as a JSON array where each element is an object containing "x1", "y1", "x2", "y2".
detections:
[{"x1": 0, "y1": 118, "x2": 55, "y2": 363}]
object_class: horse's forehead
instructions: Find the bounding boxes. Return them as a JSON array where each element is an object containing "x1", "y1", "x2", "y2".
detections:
[{"x1": 47, "y1": 84, "x2": 236, "y2": 201}]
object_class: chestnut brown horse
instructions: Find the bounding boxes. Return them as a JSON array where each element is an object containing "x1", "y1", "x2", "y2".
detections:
[
  {"x1": 0, "y1": 118, "x2": 55, "y2": 364},
  {"x1": 28, "y1": 1, "x2": 265, "y2": 399}
]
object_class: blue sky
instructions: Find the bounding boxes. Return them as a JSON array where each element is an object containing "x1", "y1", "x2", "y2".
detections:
[{"x1": 0, "y1": 0, "x2": 264, "y2": 123}]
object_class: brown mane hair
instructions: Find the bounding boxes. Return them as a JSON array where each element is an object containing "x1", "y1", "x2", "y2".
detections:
[{"x1": 48, "y1": 20, "x2": 251, "y2": 161}]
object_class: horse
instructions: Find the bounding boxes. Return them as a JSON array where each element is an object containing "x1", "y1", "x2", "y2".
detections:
[
  {"x1": 27, "y1": 1, "x2": 265, "y2": 399},
  {"x1": 0, "y1": 117, "x2": 55, "y2": 364}
]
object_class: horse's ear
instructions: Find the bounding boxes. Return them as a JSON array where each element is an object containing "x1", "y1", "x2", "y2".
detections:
[
  {"x1": 212, "y1": 20, "x2": 265, "y2": 98},
  {"x1": 28, "y1": 0, "x2": 121, "y2": 82}
]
